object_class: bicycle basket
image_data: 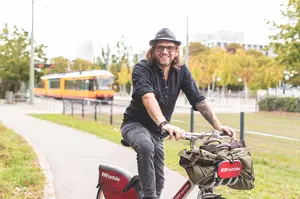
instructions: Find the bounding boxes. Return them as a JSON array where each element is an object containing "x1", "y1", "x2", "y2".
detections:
[{"x1": 178, "y1": 139, "x2": 255, "y2": 190}]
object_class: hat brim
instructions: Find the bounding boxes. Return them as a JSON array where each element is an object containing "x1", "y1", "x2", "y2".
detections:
[{"x1": 149, "y1": 38, "x2": 181, "y2": 46}]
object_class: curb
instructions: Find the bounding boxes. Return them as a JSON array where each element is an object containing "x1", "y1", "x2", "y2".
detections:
[{"x1": 24, "y1": 137, "x2": 56, "y2": 199}]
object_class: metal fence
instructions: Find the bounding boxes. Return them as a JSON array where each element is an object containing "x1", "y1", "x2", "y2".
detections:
[
  {"x1": 34, "y1": 95, "x2": 258, "y2": 131},
  {"x1": 62, "y1": 99, "x2": 114, "y2": 125},
  {"x1": 60, "y1": 97, "x2": 253, "y2": 138}
]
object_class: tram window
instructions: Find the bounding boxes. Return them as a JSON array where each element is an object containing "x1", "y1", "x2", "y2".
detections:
[
  {"x1": 65, "y1": 79, "x2": 94, "y2": 90},
  {"x1": 96, "y1": 77, "x2": 113, "y2": 90},
  {"x1": 49, "y1": 78, "x2": 60, "y2": 89},
  {"x1": 74, "y1": 79, "x2": 89, "y2": 90},
  {"x1": 65, "y1": 80, "x2": 75, "y2": 90},
  {"x1": 75, "y1": 80, "x2": 81, "y2": 90},
  {"x1": 79, "y1": 80, "x2": 85, "y2": 90}
]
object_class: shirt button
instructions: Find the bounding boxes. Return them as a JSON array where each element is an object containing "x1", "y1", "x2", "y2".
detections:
[
  {"x1": 166, "y1": 95, "x2": 167, "y2": 98},
  {"x1": 166, "y1": 86, "x2": 168, "y2": 88}
]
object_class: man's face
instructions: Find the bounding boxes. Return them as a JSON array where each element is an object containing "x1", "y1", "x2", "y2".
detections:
[{"x1": 154, "y1": 41, "x2": 178, "y2": 68}]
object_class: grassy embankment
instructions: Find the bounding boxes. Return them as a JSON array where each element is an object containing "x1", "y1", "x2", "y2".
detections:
[{"x1": 0, "y1": 123, "x2": 45, "y2": 199}]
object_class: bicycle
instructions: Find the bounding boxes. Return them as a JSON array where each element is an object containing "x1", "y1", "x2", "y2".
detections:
[{"x1": 95, "y1": 131, "x2": 242, "y2": 199}]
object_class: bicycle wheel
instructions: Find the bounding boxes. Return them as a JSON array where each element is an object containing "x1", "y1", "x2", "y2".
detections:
[{"x1": 96, "y1": 188, "x2": 105, "y2": 199}]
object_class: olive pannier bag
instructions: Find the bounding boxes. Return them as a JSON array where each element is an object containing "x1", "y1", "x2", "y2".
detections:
[{"x1": 178, "y1": 138, "x2": 255, "y2": 190}]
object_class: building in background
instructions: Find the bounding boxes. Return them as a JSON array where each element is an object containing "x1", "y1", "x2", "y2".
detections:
[
  {"x1": 190, "y1": 30, "x2": 275, "y2": 57},
  {"x1": 133, "y1": 30, "x2": 275, "y2": 60}
]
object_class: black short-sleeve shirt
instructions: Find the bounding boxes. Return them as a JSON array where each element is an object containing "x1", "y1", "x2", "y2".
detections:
[{"x1": 122, "y1": 59, "x2": 206, "y2": 135}]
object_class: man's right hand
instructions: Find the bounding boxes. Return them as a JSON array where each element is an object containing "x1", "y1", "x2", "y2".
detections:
[{"x1": 161, "y1": 124, "x2": 184, "y2": 141}]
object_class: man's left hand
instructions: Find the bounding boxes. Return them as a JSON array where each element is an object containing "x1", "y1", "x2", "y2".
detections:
[{"x1": 218, "y1": 125, "x2": 237, "y2": 140}]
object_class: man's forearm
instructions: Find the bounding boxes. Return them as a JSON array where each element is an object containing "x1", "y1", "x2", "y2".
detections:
[
  {"x1": 195, "y1": 100, "x2": 222, "y2": 130},
  {"x1": 142, "y1": 93, "x2": 166, "y2": 126}
]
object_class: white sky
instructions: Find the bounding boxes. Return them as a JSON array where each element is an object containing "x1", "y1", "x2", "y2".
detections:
[{"x1": 0, "y1": 0, "x2": 287, "y2": 60}]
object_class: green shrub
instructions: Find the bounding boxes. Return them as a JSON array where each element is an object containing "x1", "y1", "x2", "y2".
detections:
[
  {"x1": 258, "y1": 97, "x2": 270, "y2": 111},
  {"x1": 258, "y1": 96, "x2": 300, "y2": 112},
  {"x1": 296, "y1": 98, "x2": 300, "y2": 112}
]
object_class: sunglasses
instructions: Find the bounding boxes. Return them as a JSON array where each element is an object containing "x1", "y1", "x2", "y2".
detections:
[{"x1": 155, "y1": 45, "x2": 177, "y2": 53}]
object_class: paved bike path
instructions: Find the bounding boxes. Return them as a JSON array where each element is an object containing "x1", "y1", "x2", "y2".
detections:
[{"x1": 0, "y1": 104, "x2": 199, "y2": 199}]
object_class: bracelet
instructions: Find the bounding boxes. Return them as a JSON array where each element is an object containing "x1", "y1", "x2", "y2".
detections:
[{"x1": 158, "y1": 121, "x2": 169, "y2": 130}]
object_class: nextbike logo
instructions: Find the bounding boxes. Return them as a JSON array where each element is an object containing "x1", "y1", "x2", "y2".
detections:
[
  {"x1": 101, "y1": 172, "x2": 120, "y2": 182},
  {"x1": 220, "y1": 167, "x2": 241, "y2": 172}
]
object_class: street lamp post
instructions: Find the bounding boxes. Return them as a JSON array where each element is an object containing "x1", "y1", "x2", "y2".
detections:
[
  {"x1": 211, "y1": 73, "x2": 216, "y2": 99},
  {"x1": 238, "y1": 77, "x2": 242, "y2": 85},
  {"x1": 217, "y1": 76, "x2": 222, "y2": 98},
  {"x1": 29, "y1": 0, "x2": 35, "y2": 105},
  {"x1": 185, "y1": 16, "x2": 194, "y2": 132},
  {"x1": 283, "y1": 74, "x2": 290, "y2": 95},
  {"x1": 238, "y1": 77, "x2": 242, "y2": 98}
]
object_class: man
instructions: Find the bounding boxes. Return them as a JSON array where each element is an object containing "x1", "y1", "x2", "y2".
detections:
[{"x1": 120, "y1": 28, "x2": 236, "y2": 199}]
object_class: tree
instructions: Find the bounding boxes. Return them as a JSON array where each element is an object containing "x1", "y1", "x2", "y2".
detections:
[
  {"x1": 189, "y1": 47, "x2": 224, "y2": 90},
  {"x1": 205, "y1": 48, "x2": 225, "y2": 89},
  {"x1": 188, "y1": 42, "x2": 210, "y2": 88},
  {"x1": 103, "y1": 36, "x2": 135, "y2": 92},
  {"x1": 229, "y1": 49, "x2": 258, "y2": 98},
  {"x1": 117, "y1": 61, "x2": 132, "y2": 94},
  {"x1": 246, "y1": 50, "x2": 284, "y2": 90},
  {"x1": 71, "y1": 58, "x2": 93, "y2": 71},
  {"x1": 110, "y1": 36, "x2": 131, "y2": 76},
  {"x1": 226, "y1": 43, "x2": 244, "y2": 54},
  {"x1": 188, "y1": 41, "x2": 287, "y2": 95},
  {"x1": 215, "y1": 52, "x2": 236, "y2": 86},
  {"x1": 0, "y1": 24, "x2": 47, "y2": 98},
  {"x1": 250, "y1": 57, "x2": 284, "y2": 89},
  {"x1": 245, "y1": 49, "x2": 265, "y2": 58},
  {"x1": 43, "y1": 56, "x2": 69, "y2": 74},
  {"x1": 189, "y1": 55, "x2": 205, "y2": 87},
  {"x1": 268, "y1": 0, "x2": 300, "y2": 73},
  {"x1": 94, "y1": 45, "x2": 111, "y2": 70},
  {"x1": 188, "y1": 42, "x2": 209, "y2": 56}
]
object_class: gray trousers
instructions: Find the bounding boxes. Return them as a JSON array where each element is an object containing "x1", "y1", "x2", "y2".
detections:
[{"x1": 121, "y1": 122, "x2": 165, "y2": 199}]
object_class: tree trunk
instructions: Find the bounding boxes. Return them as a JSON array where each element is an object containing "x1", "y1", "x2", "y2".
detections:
[{"x1": 207, "y1": 84, "x2": 210, "y2": 98}]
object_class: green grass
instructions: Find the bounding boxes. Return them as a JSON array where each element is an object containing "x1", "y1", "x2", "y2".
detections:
[
  {"x1": 171, "y1": 112, "x2": 300, "y2": 139},
  {"x1": 0, "y1": 123, "x2": 45, "y2": 199},
  {"x1": 30, "y1": 113, "x2": 300, "y2": 199}
]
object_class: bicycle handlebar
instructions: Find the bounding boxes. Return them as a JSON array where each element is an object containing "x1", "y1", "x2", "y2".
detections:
[{"x1": 161, "y1": 130, "x2": 232, "y2": 141}]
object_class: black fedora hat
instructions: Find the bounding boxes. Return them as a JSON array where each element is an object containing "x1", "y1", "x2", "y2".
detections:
[{"x1": 149, "y1": 28, "x2": 181, "y2": 46}]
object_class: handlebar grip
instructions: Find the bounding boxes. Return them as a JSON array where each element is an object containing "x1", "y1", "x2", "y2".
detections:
[
  {"x1": 161, "y1": 130, "x2": 169, "y2": 137},
  {"x1": 160, "y1": 130, "x2": 176, "y2": 138},
  {"x1": 217, "y1": 130, "x2": 234, "y2": 138}
]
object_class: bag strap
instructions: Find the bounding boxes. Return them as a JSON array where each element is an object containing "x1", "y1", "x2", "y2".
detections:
[{"x1": 203, "y1": 138, "x2": 222, "y2": 145}]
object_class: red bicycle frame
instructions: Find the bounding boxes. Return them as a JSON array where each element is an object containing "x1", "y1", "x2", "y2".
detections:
[{"x1": 97, "y1": 160, "x2": 242, "y2": 199}]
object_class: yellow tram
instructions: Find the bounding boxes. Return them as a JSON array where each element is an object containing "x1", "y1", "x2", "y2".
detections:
[{"x1": 34, "y1": 70, "x2": 114, "y2": 100}]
